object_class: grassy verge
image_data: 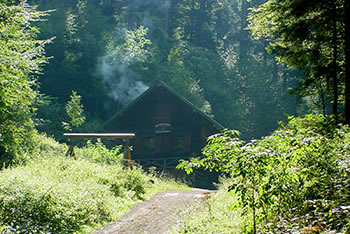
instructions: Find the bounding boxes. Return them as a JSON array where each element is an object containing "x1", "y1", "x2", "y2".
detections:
[
  {"x1": 0, "y1": 134, "x2": 188, "y2": 233},
  {"x1": 173, "y1": 180, "x2": 247, "y2": 233}
]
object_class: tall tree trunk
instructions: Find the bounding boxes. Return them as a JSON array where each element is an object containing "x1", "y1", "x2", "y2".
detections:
[
  {"x1": 190, "y1": 0, "x2": 195, "y2": 42},
  {"x1": 238, "y1": 0, "x2": 248, "y2": 75},
  {"x1": 198, "y1": 0, "x2": 207, "y2": 48},
  {"x1": 168, "y1": 0, "x2": 176, "y2": 37},
  {"x1": 320, "y1": 81, "x2": 327, "y2": 116},
  {"x1": 239, "y1": 0, "x2": 248, "y2": 67},
  {"x1": 126, "y1": 1, "x2": 131, "y2": 29},
  {"x1": 331, "y1": 0, "x2": 338, "y2": 118},
  {"x1": 215, "y1": 8, "x2": 223, "y2": 44},
  {"x1": 345, "y1": 0, "x2": 350, "y2": 124},
  {"x1": 273, "y1": 58, "x2": 278, "y2": 82},
  {"x1": 282, "y1": 70, "x2": 287, "y2": 93}
]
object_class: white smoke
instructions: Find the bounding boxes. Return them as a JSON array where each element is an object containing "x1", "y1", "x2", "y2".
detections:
[
  {"x1": 96, "y1": 25, "x2": 152, "y2": 106},
  {"x1": 96, "y1": 1, "x2": 168, "y2": 107},
  {"x1": 97, "y1": 56, "x2": 148, "y2": 105}
]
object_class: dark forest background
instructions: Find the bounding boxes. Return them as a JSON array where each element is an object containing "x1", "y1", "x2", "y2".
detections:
[{"x1": 31, "y1": 0, "x2": 304, "y2": 140}]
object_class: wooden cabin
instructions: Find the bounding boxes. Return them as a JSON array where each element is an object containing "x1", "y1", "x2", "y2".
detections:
[{"x1": 104, "y1": 82, "x2": 224, "y2": 164}]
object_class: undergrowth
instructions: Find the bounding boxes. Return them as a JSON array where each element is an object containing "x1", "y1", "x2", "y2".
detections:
[
  {"x1": 0, "y1": 134, "x2": 187, "y2": 233},
  {"x1": 178, "y1": 114, "x2": 350, "y2": 233}
]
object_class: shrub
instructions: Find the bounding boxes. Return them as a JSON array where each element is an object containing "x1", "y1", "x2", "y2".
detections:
[
  {"x1": 0, "y1": 151, "x2": 150, "y2": 232},
  {"x1": 12, "y1": 133, "x2": 68, "y2": 165},
  {"x1": 0, "y1": 134, "x2": 188, "y2": 232},
  {"x1": 75, "y1": 139, "x2": 123, "y2": 165},
  {"x1": 178, "y1": 114, "x2": 350, "y2": 233}
]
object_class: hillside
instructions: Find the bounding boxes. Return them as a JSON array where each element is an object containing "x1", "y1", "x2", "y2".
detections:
[{"x1": 0, "y1": 135, "x2": 188, "y2": 233}]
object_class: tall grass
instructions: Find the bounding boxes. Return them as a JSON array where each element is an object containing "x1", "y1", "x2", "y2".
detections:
[
  {"x1": 173, "y1": 180, "x2": 246, "y2": 233},
  {"x1": 0, "y1": 134, "x2": 187, "y2": 233}
]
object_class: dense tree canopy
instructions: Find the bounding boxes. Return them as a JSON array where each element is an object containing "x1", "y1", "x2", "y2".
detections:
[
  {"x1": 4, "y1": 0, "x2": 349, "y2": 148},
  {"x1": 31, "y1": 0, "x2": 301, "y2": 140},
  {"x1": 0, "y1": 0, "x2": 50, "y2": 164},
  {"x1": 248, "y1": 0, "x2": 348, "y2": 121}
]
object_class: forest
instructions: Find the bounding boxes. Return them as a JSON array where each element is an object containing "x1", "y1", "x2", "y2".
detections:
[
  {"x1": 0, "y1": 0, "x2": 349, "y2": 233},
  {"x1": 32, "y1": 0, "x2": 303, "y2": 141}
]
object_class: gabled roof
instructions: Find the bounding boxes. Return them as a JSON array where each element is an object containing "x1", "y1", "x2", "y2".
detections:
[{"x1": 104, "y1": 81, "x2": 224, "y2": 131}]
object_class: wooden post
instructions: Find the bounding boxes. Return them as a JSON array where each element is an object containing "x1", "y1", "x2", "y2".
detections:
[
  {"x1": 65, "y1": 138, "x2": 75, "y2": 158},
  {"x1": 123, "y1": 138, "x2": 132, "y2": 167}
]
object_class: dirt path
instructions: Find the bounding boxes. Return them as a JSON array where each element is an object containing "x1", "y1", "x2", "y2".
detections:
[{"x1": 94, "y1": 189, "x2": 214, "y2": 234}]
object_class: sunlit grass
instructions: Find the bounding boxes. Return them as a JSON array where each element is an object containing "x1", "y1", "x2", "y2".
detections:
[
  {"x1": 172, "y1": 179, "x2": 247, "y2": 233},
  {"x1": 0, "y1": 134, "x2": 189, "y2": 233}
]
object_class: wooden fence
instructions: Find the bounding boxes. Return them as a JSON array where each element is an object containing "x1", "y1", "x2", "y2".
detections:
[{"x1": 134, "y1": 157, "x2": 187, "y2": 170}]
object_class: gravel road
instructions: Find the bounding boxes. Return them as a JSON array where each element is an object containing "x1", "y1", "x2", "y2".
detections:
[{"x1": 94, "y1": 189, "x2": 214, "y2": 234}]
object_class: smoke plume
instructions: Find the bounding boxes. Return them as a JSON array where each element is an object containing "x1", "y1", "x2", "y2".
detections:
[
  {"x1": 96, "y1": 1, "x2": 168, "y2": 106},
  {"x1": 96, "y1": 25, "x2": 152, "y2": 107},
  {"x1": 97, "y1": 57, "x2": 148, "y2": 106}
]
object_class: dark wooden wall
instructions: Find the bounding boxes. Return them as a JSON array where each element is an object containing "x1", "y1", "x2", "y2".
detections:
[{"x1": 108, "y1": 86, "x2": 219, "y2": 159}]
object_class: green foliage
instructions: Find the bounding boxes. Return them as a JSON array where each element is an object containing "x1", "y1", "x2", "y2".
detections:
[
  {"x1": 10, "y1": 133, "x2": 67, "y2": 165},
  {"x1": 32, "y1": 0, "x2": 300, "y2": 140},
  {"x1": 35, "y1": 0, "x2": 109, "y2": 135},
  {"x1": 0, "y1": 135, "x2": 150, "y2": 232},
  {"x1": 248, "y1": 0, "x2": 344, "y2": 115},
  {"x1": 0, "y1": 157, "x2": 145, "y2": 232},
  {"x1": 163, "y1": 41, "x2": 213, "y2": 114},
  {"x1": 0, "y1": 133, "x2": 188, "y2": 232},
  {"x1": 0, "y1": 0, "x2": 51, "y2": 166},
  {"x1": 173, "y1": 180, "x2": 246, "y2": 233},
  {"x1": 103, "y1": 25, "x2": 152, "y2": 66},
  {"x1": 76, "y1": 139, "x2": 123, "y2": 165},
  {"x1": 178, "y1": 114, "x2": 350, "y2": 232},
  {"x1": 62, "y1": 90, "x2": 85, "y2": 131},
  {"x1": 34, "y1": 95, "x2": 67, "y2": 140},
  {"x1": 121, "y1": 26, "x2": 152, "y2": 64}
]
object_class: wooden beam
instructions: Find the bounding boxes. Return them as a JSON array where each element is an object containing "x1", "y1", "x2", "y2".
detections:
[{"x1": 63, "y1": 133, "x2": 135, "y2": 139}]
